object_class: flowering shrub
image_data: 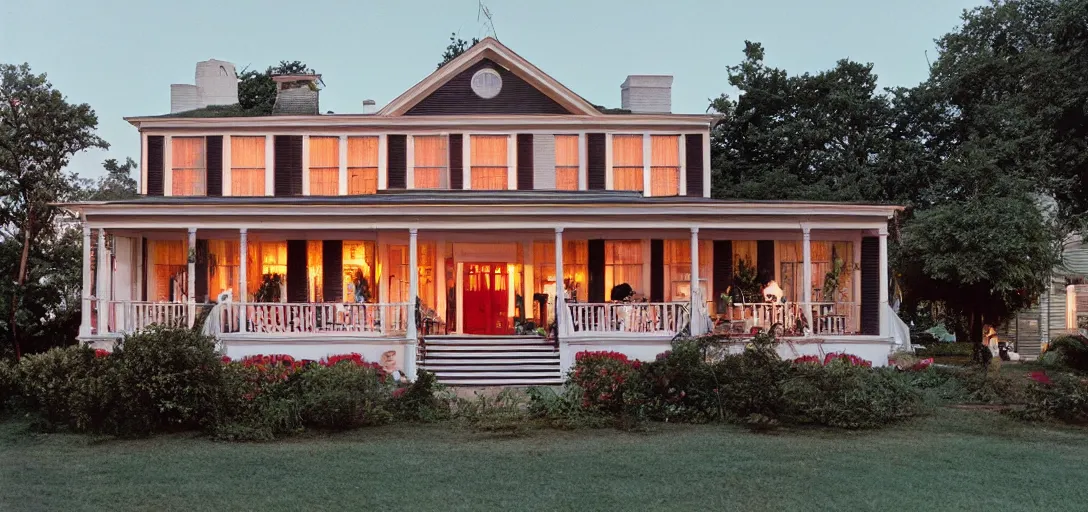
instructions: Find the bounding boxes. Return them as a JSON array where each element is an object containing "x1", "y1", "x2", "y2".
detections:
[
  {"x1": 822, "y1": 353, "x2": 873, "y2": 368},
  {"x1": 792, "y1": 355, "x2": 822, "y2": 365},
  {"x1": 1019, "y1": 370, "x2": 1088, "y2": 424},
  {"x1": 16, "y1": 345, "x2": 113, "y2": 430},
  {"x1": 570, "y1": 351, "x2": 642, "y2": 417},
  {"x1": 783, "y1": 362, "x2": 922, "y2": 429}
]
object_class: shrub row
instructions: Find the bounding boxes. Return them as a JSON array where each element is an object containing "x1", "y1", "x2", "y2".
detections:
[
  {"x1": 7, "y1": 326, "x2": 447, "y2": 439},
  {"x1": 914, "y1": 342, "x2": 974, "y2": 358},
  {"x1": 1041, "y1": 335, "x2": 1088, "y2": 374},
  {"x1": 552, "y1": 334, "x2": 927, "y2": 430},
  {"x1": 1017, "y1": 370, "x2": 1088, "y2": 424}
]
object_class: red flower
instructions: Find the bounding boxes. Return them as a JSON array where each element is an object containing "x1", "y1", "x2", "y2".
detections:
[
  {"x1": 1030, "y1": 371, "x2": 1052, "y2": 385},
  {"x1": 392, "y1": 387, "x2": 407, "y2": 399},
  {"x1": 93, "y1": 349, "x2": 110, "y2": 358},
  {"x1": 793, "y1": 355, "x2": 821, "y2": 365}
]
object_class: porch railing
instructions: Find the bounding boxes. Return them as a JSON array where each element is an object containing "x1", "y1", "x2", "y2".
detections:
[
  {"x1": 220, "y1": 302, "x2": 411, "y2": 335},
  {"x1": 717, "y1": 302, "x2": 860, "y2": 335},
  {"x1": 106, "y1": 300, "x2": 189, "y2": 334},
  {"x1": 566, "y1": 302, "x2": 690, "y2": 336}
]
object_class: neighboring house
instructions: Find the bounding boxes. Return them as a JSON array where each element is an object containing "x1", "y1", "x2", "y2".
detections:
[
  {"x1": 63, "y1": 38, "x2": 901, "y2": 385},
  {"x1": 1001, "y1": 235, "x2": 1088, "y2": 359}
]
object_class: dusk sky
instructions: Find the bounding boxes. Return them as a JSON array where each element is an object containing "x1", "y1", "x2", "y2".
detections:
[{"x1": 2, "y1": 0, "x2": 982, "y2": 180}]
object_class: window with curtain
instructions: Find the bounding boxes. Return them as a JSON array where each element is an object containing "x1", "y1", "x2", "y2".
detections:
[
  {"x1": 470, "y1": 135, "x2": 509, "y2": 190},
  {"x1": 150, "y1": 240, "x2": 187, "y2": 302},
  {"x1": 230, "y1": 136, "x2": 266, "y2": 196},
  {"x1": 650, "y1": 135, "x2": 680, "y2": 196},
  {"x1": 385, "y1": 243, "x2": 437, "y2": 308},
  {"x1": 343, "y1": 241, "x2": 376, "y2": 303},
  {"x1": 611, "y1": 135, "x2": 644, "y2": 192},
  {"x1": 307, "y1": 241, "x2": 323, "y2": 302},
  {"x1": 207, "y1": 240, "x2": 240, "y2": 300},
  {"x1": 663, "y1": 240, "x2": 712, "y2": 304},
  {"x1": 605, "y1": 241, "x2": 644, "y2": 298},
  {"x1": 533, "y1": 241, "x2": 588, "y2": 303},
  {"x1": 413, "y1": 135, "x2": 447, "y2": 189},
  {"x1": 347, "y1": 137, "x2": 378, "y2": 195},
  {"x1": 777, "y1": 241, "x2": 854, "y2": 303},
  {"x1": 171, "y1": 137, "x2": 206, "y2": 196},
  {"x1": 246, "y1": 241, "x2": 287, "y2": 302},
  {"x1": 309, "y1": 137, "x2": 339, "y2": 195},
  {"x1": 555, "y1": 135, "x2": 579, "y2": 190}
]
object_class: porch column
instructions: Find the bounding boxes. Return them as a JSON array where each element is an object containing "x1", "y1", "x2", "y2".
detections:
[
  {"x1": 239, "y1": 228, "x2": 248, "y2": 333},
  {"x1": 187, "y1": 228, "x2": 197, "y2": 328},
  {"x1": 81, "y1": 225, "x2": 92, "y2": 337},
  {"x1": 406, "y1": 228, "x2": 419, "y2": 380},
  {"x1": 554, "y1": 228, "x2": 565, "y2": 333},
  {"x1": 802, "y1": 225, "x2": 814, "y2": 332},
  {"x1": 96, "y1": 228, "x2": 108, "y2": 334},
  {"x1": 878, "y1": 228, "x2": 889, "y2": 338},
  {"x1": 689, "y1": 227, "x2": 705, "y2": 335}
]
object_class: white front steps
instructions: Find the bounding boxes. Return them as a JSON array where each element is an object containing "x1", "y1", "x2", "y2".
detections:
[{"x1": 420, "y1": 335, "x2": 563, "y2": 386}]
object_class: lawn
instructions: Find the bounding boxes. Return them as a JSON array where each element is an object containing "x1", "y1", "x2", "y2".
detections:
[{"x1": 2, "y1": 408, "x2": 1087, "y2": 512}]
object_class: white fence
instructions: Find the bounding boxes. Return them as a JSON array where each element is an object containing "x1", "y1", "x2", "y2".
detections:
[
  {"x1": 221, "y1": 302, "x2": 410, "y2": 335},
  {"x1": 718, "y1": 302, "x2": 860, "y2": 335},
  {"x1": 105, "y1": 301, "x2": 189, "y2": 334},
  {"x1": 566, "y1": 302, "x2": 690, "y2": 336}
]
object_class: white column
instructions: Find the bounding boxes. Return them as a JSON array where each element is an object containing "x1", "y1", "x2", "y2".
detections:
[
  {"x1": 187, "y1": 228, "x2": 197, "y2": 327},
  {"x1": 406, "y1": 228, "x2": 419, "y2": 380},
  {"x1": 264, "y1": 135, "x2": 275, "y2": 196},
  {"x1": 338, "y1": 135, "x2": 348, "y2": 195},
  {"x1": 462, "y1": 134, "x2": 472, "y2": 190},
  {"x1": 96, "y1": 229, "x2": 107, "y2": 334},
  {"x1": 522, "y1": 240, "x2": 534, "y2": 321},
  {"x1": 878, "y1": 228, "x2": 889, "y2": 338},
  {"x1": 802, "y1": 225, "x2": 813, "y2": 332},
  {"x1": 642, "y1": 134, "x2": 652, "y2": 196},
  {"x1": 690, "y1": 227, "x2": 704, "y2": 335},
  {"x1": 81, "y1": 225, "x2": 93, "y2": 337},
  {"x1": 302, "y1": 135, "x2": 311, "y2": 195},
  {"x1": 239, "y1": 228, "x2": 248, "y2": 333},
  {"x1": 554, "y1": 228, "x2": 565, "y2": 333},
  {"x1": 135, "y1": 236, "x2": 144, "y2": 301},
  {"x1": 702, "y1": 131, "x2": 711, "y2": 198}
]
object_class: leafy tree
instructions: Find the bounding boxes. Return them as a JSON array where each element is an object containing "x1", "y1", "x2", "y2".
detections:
[
  {"x1": 437, "y1": 33, "x2": 480, "y2": 69},
  {"x1": 85, "y1": 157, "x2": 138, "y2": 201},
  {"x1": 238, "y1": 61, "x2": 316, "y2": 116},
  {"x1": 0, "y1": 63, "x2": 108, "y2": 359}
]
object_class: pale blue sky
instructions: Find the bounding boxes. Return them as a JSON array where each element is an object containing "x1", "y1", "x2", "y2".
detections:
[{"x1": 2, "y1": 0, "x2": 981, "y2": 180}]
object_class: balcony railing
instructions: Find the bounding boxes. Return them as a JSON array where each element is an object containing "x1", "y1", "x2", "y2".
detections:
[
  {"x1": 566, "y1": 302, "x2": 690, "y2": 336},
  {"x1": 105, "y1": 300, "x2": 189, "y2": 334},
  {"x1": 219, "y1": 302, "x2": 411, "y2": 336},
  {"x1": 716, "y1": 302, "x2": 860, "y2": 336}
]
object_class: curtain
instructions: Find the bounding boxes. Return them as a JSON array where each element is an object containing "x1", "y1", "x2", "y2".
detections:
[
  {"x1": 230, "y1": 136, "x2": 266, "y2": 196},
  {"x1": 307, "y1": 241, "x2": 323, "y2": 302},
  {"x1": 555, "y1": 135, "x2": 579, "y2": 190},
  {"x1": 417, "y1": 242, "x2": 436, "y2": 309},
  {"x1": 414, "y1": 136, "x2": 447, "y2": 189},
  {"x1": 348, "y1": 137, "x2": 379, "y2": 195},
  {"x1": 171, "y1": 137, "x2": 206, "y2": 196},
  {"x1": 309, "y1": 137, "x2": 339, "y2": 195},
  {"x1": 247, "y1": 241, "x2": 287, "y2": 301},
  {"x1": 605, "y1": 241, "x2": 643, "y2": 297},
  {"x1": 150, "y1": 240, "x2": 186, "y2": 302},
  {"x1": 650, "y1": 135, "x2": 680, "y2": 196},
  {"x1": 612, "y1": 135, "x2": 643, "y2": 191},
  {"x1": 663, "y1": 240, "x2": 710, "y2": 302},
  {"x1": 207, "y1": 240, "x2": 240, "y2": 300},
  {"x1": 533, "y1": 240, "x2": 588, "y2": 302},
  {"x1": 470, "y1": 135, "x2": 508, "y2": 190}
]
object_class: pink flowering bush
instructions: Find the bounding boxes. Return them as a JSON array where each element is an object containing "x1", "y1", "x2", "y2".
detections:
[
  {"x1": 570, "y1": 351, "x2": 643, "y2": 417},
  {"x1": 1019, "y1": 370, "x2": 1088, "y2": 424}
]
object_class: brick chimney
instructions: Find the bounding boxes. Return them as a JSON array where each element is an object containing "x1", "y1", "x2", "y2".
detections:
[
  {"x1": 272, "y1": 74, "x2": 321, "y2": 115},
  {"x1": 620, "y1": 75, "x2": 673, "y2": 114}
]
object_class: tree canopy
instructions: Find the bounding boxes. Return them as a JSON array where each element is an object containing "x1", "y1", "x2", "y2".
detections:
[
  {"x1": 238, "y1": 61, "x2": 317, "y2": 116},
  {"x1": 437, "y1": 33, "x2": 480, "y2": 69}
]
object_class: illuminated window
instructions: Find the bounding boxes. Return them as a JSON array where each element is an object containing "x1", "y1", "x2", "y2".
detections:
[
  {"x1": 605, "y1": 241, "x2": 643, "y2": 297},
  {"x1": 207, "y1": 240, "x2": 240, "y2": 300},
  {"x1": 343, "y1": 241, "x2": 376, "y2": 303},
  {"x1": 611, "y1": 135, "x2": 643, "y2": 191},
  {"x1": 470, "y1": 135, "x2": 508, "y2": 190},
  {"x1": 149, "y1": 240, "x2": 187, "y2": 301},
  {"x1": 309, "y1": 136, "x2": 339, "y2": 195},
  {"x1": 413, "y1": 135, "x2": 447, "y2": 189},
  {"x1": 664, "y1": 240, "x2": 712, "y2": 304},
  {"x1": 555, "y1": 135, "x2": 579, "y2": 190},
  {"x1": 650, "y1": 135, "x2": 680, "y2": 196},
  {"x1": 171, "y1": 137, "x2": 206, "y2": 196},
  {"x1": 533, "y1": 241, "x2": 588, "y2": 303},
  {"x1": 347, "y1": 136, "x2": 379, "y2": 195},
  {"x1": 230, "y1": 136, "x2": 266, "y2": 196}
]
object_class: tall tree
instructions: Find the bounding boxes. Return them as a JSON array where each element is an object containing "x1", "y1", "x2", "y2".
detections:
[
  {"x1": 86, "y1": 157, "x2": 139, "y2": 201},
  {"x1": 0, "y1": 63, "x2": 107, "y2": 359},
  {"x1": 437, "y1": 33, "x2": 480, "y2": 69},
  {"x1": 238, "y1": 61, "x2": 317, "y2": 116}
]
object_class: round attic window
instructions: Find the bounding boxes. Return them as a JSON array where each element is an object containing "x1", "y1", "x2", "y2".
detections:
[{"x1": 470, "y1": 68, "x2": 502, "y2": 99}]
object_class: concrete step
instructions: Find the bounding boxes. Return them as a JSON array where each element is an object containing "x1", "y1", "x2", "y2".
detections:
[
  {"x1": 421, "y1": 357, "x2": 560, "y2": 365},
  {"x1": 432, "y1": 370, "x2": 562, "y2": 379},
  {"x1": 423, "y1": 344, "x2": 558, "y2": 352},
  {"x1": 424, "y1": 336, "x2": 550, "y2": 345},
  {"x1": 424, "y1": 364, "x2": 560, "y2": 372},
  {"x1": 435, "y1": 377, "x2": 565, "y2": 387}
]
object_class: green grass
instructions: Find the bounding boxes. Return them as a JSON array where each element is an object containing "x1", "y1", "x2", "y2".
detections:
[{"x1": 2, "y1": 409, "x2": 1087, "y2": 512}]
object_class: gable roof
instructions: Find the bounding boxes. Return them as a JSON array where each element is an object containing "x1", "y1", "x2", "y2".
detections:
[{"x1": 378, "y1": 37, "x2": 602, "y2": 117}]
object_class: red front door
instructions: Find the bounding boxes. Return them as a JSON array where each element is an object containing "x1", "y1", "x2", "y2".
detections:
[{"x1": 463, "y1": 263, "x2": 509, "y2": 335}]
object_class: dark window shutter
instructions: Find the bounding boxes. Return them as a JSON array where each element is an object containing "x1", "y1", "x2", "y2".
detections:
[
  {"x1": 146, "y1": 136, "x2": 164, "y2": 196},
  {"x1": 685, "y1": 134, "x2": 704, "y2": 197},
  {"x1": 194, "y1": 239, "x2": 209, "y2": 303},
  {"x1": 756, "y1": 240, "x2": 775, "y2": 285},
  {"x1": 387, "y1": 135, "x2": 407, "y2": 189},
  {"x1": 322, "y1": 240, "x2": 343, "y2": 302},
  {"x1": 860, "y1": 237, "x2": 880, "y2": 335},
  {"x1": 517, "y1": 134, "x2": 534, "y2": 190},
  {"x1": 274, "y1": 135, "x2": 303, "y2": 196},
  {"x1": 205, "y1": 136, "x2": 223, "y2": 197},
  {"x1": 449, "y1": 134, "x2": 463, "y2": 190},
  {"x1": 650, "y1": 239, "x2": 664, "y2": 302},
  {"x1": 286, "y1": 240, "x2": 308, "y2": 303},
  {"x1": 588, "y1": 240, "x2": 605, "y2": 303},
  {"x1": 587, "y1": 133, "x2": 606, "y2": 190},
  {"x1": 713, "y1": 240, "x2": 733, "y2": 303}
]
